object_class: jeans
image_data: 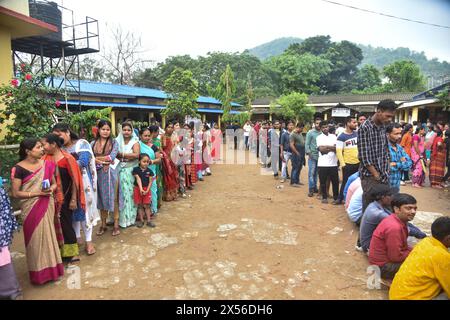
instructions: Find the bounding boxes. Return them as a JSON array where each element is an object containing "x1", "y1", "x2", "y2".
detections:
[
  {"x1": 401, "y1": 170, "x2": 410, "y2": 182},
  {"x1": 318, "y1": 167, "x2": 339, "y2": 200},
  {"x1": 308, "y1": 158, "x2": 318, "y2": 192},
  {"x1": 338, "y1": 163, "x2": 360, "y2": 201},
  {"x1": 271, "y1": 149, "x2": 280, "y2": 176},
  {"x1": 281, "y1": 151, "x2": 292, "y2": 179},
  {"x1": 291, "y1": 152, "x2": 303, "y2": 185}
]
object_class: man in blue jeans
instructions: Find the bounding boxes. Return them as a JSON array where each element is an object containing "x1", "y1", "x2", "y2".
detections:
[
  {"x1": 290, "y1": 123, "x2": 306, "y2": 187},
  {"x1": 305, "y1": 118, "x2": 322, "y2": 197}
]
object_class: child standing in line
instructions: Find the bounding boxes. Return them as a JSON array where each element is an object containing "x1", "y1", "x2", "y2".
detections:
[{"x1": 132, "y1": 154, "x2": 155, "y2": 228}]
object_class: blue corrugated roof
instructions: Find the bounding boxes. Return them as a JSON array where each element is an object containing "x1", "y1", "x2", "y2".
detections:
[
  {"x1": 61, "y1": 100, "x2": 241, "y2": 114},
  {"x1": 61, "y1": 100, "x2": 164, "y2": 110},
  {"x1": 50, "y1": 78, "x2": 242, "y2": 107}
]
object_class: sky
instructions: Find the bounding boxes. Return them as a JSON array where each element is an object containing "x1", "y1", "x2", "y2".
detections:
[{"x1": 60, "y1": 0, "x2": 450, "y2": 64}]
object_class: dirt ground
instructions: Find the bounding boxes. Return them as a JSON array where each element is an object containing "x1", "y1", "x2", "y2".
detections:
[{"x1": 10, "y1": 149, "x2": 450, "y2": 300}]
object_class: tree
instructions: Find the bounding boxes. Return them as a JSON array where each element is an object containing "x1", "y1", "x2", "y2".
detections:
[
  {"x1": 436, "y1": 85, "x2": 450, "y2": 111},
  {"x1": 216, "y1": 65, "x2": 236, "y2": 111},
  {"x1": 286, "y1": 35, "x2": 331, "y2": 56},
  {"x1": 321, "y1": 40, "x2": 363, "y2": 92},
  {"x1": 245, "y1": 74, "x2": 254, "y2": 111},
  {"x1": 352, "y1": 64, "x2": 382, "y2": 91},
  {"x1": 265, "y1": 53, "x2": 331, "y2": 94},
  {"x1": 0, "y1": 64, "x2": 62, "y2": 143},
  {"x1": 383, "y1": 60, "x2": 426, "y2": 92},
  {"x1": 270, "y1": 92, "x2": 314, "y2": 124},
  {"x1": 78, "y1": 56, "x2": 106, "y2": 82},
  {"x1": 101, "y1": 24, "x2": 151, "y2": 85},
  {"x1": 162, "y1": 68, "x2": 199, "y2": 123}
]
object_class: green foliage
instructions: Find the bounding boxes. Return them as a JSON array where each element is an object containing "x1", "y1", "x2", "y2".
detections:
[
  {"x1": 133, "y1": 52, "x2": 277, "y2": 104},
  {"x1": 0, "y1": 149, "x2": 18, "y2": 183},
  {"x1": 162, "y1": 68, "x2": 200, "y2": 123},
  {"x1": 246, "y1": 37, "x2": 304, "y2": 60},
  {"x1": 321, "y1": 40, "x2": 363, "y2": 92},
  {"x1": 352, "y1": 65, "x2": 382, "y2": 91},
  {"x1": 359, "y1": 44, "x2": 450, "y2": 83},
  {"x1": 383, "y1": 60, "x2": 426, "y2": 92},
  {"x1": 215, "y1": 65, "x2": 236, "y2": 116},
  {"x1": 66, "y1": 107, "x2": 112, "y2": 141},
  {"x1": 265, "y1": 53, "x2": 331, "y2": 94},
  {"x1": 286, "y1": 35, "x2": 331, "y2": 56},
  {"x1": 0, "y1": 65, "x2": 62, "y2": 143},
  {"x1": 436, "y1": 85, "x2": 450, "y2": 111},
  {"x1": 271, "y1": 92, "x2": 314, "y2": 124}
]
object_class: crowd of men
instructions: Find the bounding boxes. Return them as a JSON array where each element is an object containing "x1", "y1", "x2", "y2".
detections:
[{"x1": 244, "y1": 99, "x2": 450, "y2": 300}]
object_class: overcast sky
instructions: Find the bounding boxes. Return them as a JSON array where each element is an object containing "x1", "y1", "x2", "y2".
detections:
[{"x1": 61, "y1": 0, "x2": 450, "y2": 63}]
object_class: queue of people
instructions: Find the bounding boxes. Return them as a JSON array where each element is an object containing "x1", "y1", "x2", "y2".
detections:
[
  {"x1": 253, "y1": 99, "x2": 450, "y2": 300},
  {"x1": 0, "y1": 119, "x2": 220, "y2": 299}
]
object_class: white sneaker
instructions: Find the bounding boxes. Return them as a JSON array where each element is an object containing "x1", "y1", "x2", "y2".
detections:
[
  {"x1": 400, "y1": 181, "x2": 406, "y2": 186},
  {"x1": 355, "y1": 245, "x2": 363, "y2": 252}
]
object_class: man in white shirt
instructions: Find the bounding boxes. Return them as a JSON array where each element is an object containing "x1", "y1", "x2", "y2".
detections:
[
  {"x1": 243, "y1": 121, "x2": 252, "y2": 150},
  {"x1": 316, "y1": 121, "x2": 339, "y2": 204},
  {"x1": 335, "y1": 123, "x2": 345, "y2": 137}
]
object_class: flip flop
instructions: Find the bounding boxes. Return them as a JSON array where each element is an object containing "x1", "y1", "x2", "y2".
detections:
[
  {"x1": 112, "y1": 228, "x2": 121, "y2": 236},
  {"x1": 96, "y1": 226, "x2": 107, "y2": 236},
  {"x1": 86, "y1": 247, "x2": 96, "y2": 256}
]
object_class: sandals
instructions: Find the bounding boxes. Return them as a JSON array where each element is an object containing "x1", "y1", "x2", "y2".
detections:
[
  {"x1": 85, "y1": 244, "x2": 96, "y2": 256},
  {"x1": 68, "y1": 257, "x2": 81, "y2": 265},
  {"x1": 96, "y1": 226, "x2": 107, "y2": 236},
  {"x1": 112, "y1": 228, "x2": 121, "y2": 236},
  {"x1": 136, "y1": 221, "x2": 144, "y2": 228}
]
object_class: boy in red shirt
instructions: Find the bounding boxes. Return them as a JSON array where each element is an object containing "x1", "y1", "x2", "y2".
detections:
[{"x1": 369, "y1": 193, "x2": 416, "y2": 279}]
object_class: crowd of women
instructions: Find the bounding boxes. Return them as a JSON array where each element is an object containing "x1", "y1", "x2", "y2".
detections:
[
  {"x1": 400, "y1": 121, "x2": 450, "y2": 189},
  {"x1": 0, "y1": 119, "x2": 222, "y2": 299}
]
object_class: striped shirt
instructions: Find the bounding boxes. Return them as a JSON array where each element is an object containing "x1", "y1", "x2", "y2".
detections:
[{"x1": 357, "y1": 118, "x2": 390, "y2": 183}]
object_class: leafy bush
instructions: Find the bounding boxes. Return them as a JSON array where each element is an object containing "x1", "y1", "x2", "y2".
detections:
[
  {"x1": 0, "y1": 64, "x2": 62, "y2": 143},
  {"x1": 66, "y1": 107, "x2": 112, "y2": 141}
]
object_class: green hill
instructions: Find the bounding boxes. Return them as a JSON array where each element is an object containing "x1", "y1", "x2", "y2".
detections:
[
  {"x1": 247, "y1": 37, "x2": 450, "y2": 84},
  {"x1": 245, "y1": 37, "x2": 303, "y2": 60}
]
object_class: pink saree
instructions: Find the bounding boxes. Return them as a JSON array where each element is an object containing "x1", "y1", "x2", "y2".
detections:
[{"x1": 16, "y1": 160, "x2": 64, "y2": 284}]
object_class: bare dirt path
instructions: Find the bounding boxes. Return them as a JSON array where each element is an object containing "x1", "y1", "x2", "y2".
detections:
[{"x1": 10, "y1": 150, "x2": 450, "y2": 300}]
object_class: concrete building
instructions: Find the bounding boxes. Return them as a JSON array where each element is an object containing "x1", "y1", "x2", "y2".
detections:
[
  {"x1": 55, "y1": 78, "x2": 241, "y2": 135},
  {"x1": 395, "y1": 81, "x2": 450, "y2": 124},
  {"x1": 252, "y1": 93, "x2": 416, "y2": 123}
]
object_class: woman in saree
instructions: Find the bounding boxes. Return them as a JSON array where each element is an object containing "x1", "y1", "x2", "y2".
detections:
[
  {"x1": 52, "y1": 123, "x2": 98, "y2": 255},
  {"x1": 411, "y1": 126, "x2": 426, "y2": 188},
  {"x1": 42, "y1": 134, "x2": 86, "y2": 263},
  {"x1": 1, "y1": 173, "x2": 22, "y2": 299},
  {"x1": 150, "y1": 125, "x2": 163, "y2": 209},
  {"x1": 139, "y1": 127, "x2": 162, "y2": 216},
  {"x1": 91, "y1": 120, "x2": 120, "y2": 236},
  {"x1": 201, "y1": 123, "x2": 212, "y2": 176},
  {"x1": 211, "y1": 123, "x2": 222, "y2": 162},
  {"x1": 11, "y1": 139, "x2": 64, "y2": 284},
  {"x1": 116, "y1": 122, "x2": 140, "y2": 228},
  {"x1": 161, "y1": 123, "x2": 179, "y2": 201},
  {"x1": 429, "y1": 130, "x2": 447, "y2": 189},
  {"x1": 400, "y1": 123, "x2": 413, "y2": 184},
  {"x1": 183, "y1": 123, "x2": 195, "y2": 190}
]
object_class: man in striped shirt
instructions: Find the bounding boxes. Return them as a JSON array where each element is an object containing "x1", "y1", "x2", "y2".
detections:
[{"x1": 357, "y1": 99, "x2": 397, "y2": 213}]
